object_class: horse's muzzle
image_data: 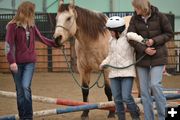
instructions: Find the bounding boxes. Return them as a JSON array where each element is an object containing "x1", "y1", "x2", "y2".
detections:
[{"x1": 54, "y1": 35, "x2": 62, "y2": 47}]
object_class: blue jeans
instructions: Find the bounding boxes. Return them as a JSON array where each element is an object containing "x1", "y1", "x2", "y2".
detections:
[
  {"x1": 12, "y1": 63, "x2": 35, "y2": 120},
  {"x1": 110, "y1": 77, "x2": 139, "y2": 120},
  {"x1": 137, "y1": 66, "x2": 166, "y2": 120}
]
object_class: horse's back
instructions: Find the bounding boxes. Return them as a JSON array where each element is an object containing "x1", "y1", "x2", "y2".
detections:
[{"x1": 123, "y1": 15, "x2": 132, "y2": 28}]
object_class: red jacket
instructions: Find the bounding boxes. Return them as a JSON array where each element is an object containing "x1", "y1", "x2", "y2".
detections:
[{"x1": 5, "y1": 23, "x2": 57, "y2": 64}]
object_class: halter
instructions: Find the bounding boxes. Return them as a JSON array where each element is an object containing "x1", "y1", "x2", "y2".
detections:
[{"x1": 56, "y1": 25, "x2": 70, "y2": 32}]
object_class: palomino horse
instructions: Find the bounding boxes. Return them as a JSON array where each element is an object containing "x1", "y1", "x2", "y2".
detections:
[
  {"x1": 53, "y1": 0, "x2": 140, "y2": 119},
  {"x1": 53, "y1": 0, "x2": 114, "y2": 120}
]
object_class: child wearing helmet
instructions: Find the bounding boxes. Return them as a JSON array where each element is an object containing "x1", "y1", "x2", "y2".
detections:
[{"x1": 100, "y1": 16, "x2": 140, "y2": 120}]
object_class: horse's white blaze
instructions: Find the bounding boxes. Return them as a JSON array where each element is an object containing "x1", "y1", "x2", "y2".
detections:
[
  {"x1": 54, "y1": 12, "x2": 69, "y2": 42},
  {"x1": 54, "y1": 10, "x2": 77, "y2": 44}
]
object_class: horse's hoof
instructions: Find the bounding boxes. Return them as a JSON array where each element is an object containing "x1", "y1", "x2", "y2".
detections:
[
  {"x1": 107, "y1": 112, "x2": 116, "y2": 118},
  {"x1": 81, "y1": 116, "x2": 89, "y2": 120}
]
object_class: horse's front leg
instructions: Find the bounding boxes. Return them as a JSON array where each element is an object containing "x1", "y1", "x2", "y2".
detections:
[
  {"x1": 80, "y1": 71, "x2": 90, "y2": 120},
  {"x1": 103, "y1": 69, "x2": 116, "y2": 118}
]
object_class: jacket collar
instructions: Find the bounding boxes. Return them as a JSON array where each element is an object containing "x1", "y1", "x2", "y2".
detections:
[{"x1": 134, "y1": 5, "x2": 159, "y2": 20}]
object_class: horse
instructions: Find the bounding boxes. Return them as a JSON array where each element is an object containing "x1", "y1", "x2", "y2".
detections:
[{"x1": 53, "y1": 0, "x2": 115, "y2": 120}]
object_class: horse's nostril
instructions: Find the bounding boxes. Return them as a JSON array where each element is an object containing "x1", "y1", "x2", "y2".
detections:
[
  {"x1": 55, "y1": 35, "x2": 62, "y2": 46},
  {"x1": 58, "y1": 35, "x2": 62, "y2": 40},
  {"x1": 55, "y1": 35, "x2": 62, "y2": 41}
]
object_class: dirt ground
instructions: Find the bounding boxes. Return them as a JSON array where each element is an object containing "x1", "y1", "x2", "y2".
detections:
[{"x1": 0, "y1": 72, "x2": 179, "y2": 120}]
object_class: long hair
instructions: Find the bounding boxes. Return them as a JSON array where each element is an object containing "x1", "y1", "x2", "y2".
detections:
[
  {"x1": 11, "y1": 1, "x2": 35, "y2": 27},
  {"x1": 132, "y1": 0, "x2": 151, "y2": 16}
]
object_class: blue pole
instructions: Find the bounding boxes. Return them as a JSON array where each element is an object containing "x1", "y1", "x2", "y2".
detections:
[
  {"x1": 0, "y1": 115, "x2": 16, "y2": 120},
  {"x1": 56, "y1": 104, "x2": 99, "y2": 114},
  {"x1": 165, "y1": 94, "x2": 180, "y2": 100}
]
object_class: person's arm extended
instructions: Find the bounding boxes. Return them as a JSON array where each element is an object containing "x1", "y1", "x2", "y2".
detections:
[
  {"x1": 100, "y1": 38, "x2": 113, "y2": 69},
  {"x1": 35, "y1": 25, "x2": 59, "y2": 47}
]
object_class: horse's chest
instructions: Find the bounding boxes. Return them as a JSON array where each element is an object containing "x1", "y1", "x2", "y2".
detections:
[
  {"x1": 75, "y1": 39, "x2": 108, "y2": 69},
  {"x1": 84, "y1": 50, "x2": 100, "y2": 61},
  {"x1": 78, "y1": 49, "x2": 103, "y2": 69}
]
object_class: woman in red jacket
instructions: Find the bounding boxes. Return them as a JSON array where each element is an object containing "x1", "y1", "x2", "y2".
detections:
[
  {"x1": 5, "y1": 1, "x2": 58, "y2": 120},
  {"x1": 127, "y1": 0, "x2": 173, "y2": 120}
]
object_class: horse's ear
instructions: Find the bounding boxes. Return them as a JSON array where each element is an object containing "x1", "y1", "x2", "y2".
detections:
[
  {"x1": 59, "y1": 0, "x2": 64, "y2": 6},
  {"x1": 69, "y1": 0, "x2": 77, "y2": 18},
  {"x1": 68, "y1": 4, "x2": 77, "y2": 17},
  {"x1": 68, "y1": 0, "x2": 75, "y2": 10},
  {"x1": 69, "y1": 0, "x2": 75, "y2": 9},
  {"x1": 69, "y1": 0, "x2": 75, "y2": 6}
]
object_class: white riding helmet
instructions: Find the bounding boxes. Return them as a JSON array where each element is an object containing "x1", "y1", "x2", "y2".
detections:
[{"x1": 106, "y1": 16, "x2": 125, "y2": 33}]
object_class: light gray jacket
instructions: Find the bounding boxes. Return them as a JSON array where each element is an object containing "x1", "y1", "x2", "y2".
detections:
[{"x1": 100, "y1": 30, "x2": 136, "y2": 78}]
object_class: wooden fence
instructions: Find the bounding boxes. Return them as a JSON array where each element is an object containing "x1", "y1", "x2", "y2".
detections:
[
  {"x1": 0, "y1": 39, "x2": 180, "y2": 74},
  {"x1": 0, "y1": 41, "x2": 73, "y2": 73}
]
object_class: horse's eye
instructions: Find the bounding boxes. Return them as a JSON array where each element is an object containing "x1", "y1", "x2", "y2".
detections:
[{"x1": 67, "y1": 17, "x2": 71, "y2": 21}]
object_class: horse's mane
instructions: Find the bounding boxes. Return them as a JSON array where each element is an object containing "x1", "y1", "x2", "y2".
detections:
[{"x1": 58, "y1": 4, "x2": 107, "y2": 40}]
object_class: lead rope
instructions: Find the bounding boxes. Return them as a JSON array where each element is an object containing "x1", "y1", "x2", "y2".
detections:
[
  {"x1": 61, "y1": 45, "x2": 104, "y2": 90},
  {"x1": 61, "y1": 45, "x2": 146, "y2": 89},
  {"x1": 103, "y1": 54, "x2": 146, "y2": 69}
]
